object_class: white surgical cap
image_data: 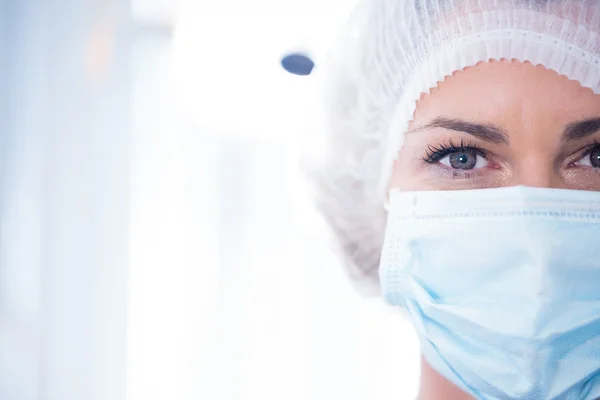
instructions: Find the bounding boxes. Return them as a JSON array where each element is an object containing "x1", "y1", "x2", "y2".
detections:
[{"x1": 307, "y1": 0, "x2": 600, "y2": 293}]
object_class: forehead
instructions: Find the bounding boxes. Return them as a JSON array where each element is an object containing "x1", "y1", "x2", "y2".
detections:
[{"x1": 410, "y1": 60, "x2": 600, "y2": 134}]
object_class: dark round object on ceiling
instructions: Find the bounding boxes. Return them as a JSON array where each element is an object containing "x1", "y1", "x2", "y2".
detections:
[{"x1": 281, "y1": 53, "x2": 315, "y2": 76}]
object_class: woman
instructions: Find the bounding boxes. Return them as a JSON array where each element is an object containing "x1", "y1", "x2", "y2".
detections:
[{"x1": 308, "y1": 0, "x2": 600, "y2": 398}]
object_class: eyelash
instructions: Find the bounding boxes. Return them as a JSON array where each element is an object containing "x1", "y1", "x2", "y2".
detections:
[{"x1": 422, "y1": 139, "x2": 487, "y2": 165}]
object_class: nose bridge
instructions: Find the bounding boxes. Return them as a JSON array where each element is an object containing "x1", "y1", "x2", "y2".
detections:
[
  {"x1": 515, "y1": 172, "x2": 566, "y2": 189},
  {"x1": 511, "y1": 155, "x2": 567, "y2": 189}
]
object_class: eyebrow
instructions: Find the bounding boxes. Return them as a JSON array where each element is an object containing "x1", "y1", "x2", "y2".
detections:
[
  {"x1": 562, "y1": 118, "x2": 600, "y2": 142},
  {"x1": 409, "y1": 117, "x2": 509, "y2": 145}
]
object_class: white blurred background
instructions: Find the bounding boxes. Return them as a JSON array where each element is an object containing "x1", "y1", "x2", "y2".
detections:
[{"x1": 0, "y1": 0, "x2": 420, "y2": 399}]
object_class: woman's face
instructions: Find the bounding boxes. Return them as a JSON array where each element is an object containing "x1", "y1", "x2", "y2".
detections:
[{"x1": 390, "y1": 60, "x2": 600, "y2": 192}]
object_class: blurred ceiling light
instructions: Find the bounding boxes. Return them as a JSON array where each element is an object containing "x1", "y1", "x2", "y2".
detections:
[
  {"x1": 281, "y1": 53, "x2": 315, "y2": 76},
  {"x1": 85, "y1": 0, "x2": 118, "y2": 84},
  {"x1": 85, "y1": 22, "x2": 116, "y2": 85}
]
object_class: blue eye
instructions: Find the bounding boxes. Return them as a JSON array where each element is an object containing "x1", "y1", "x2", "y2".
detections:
[
  {"x1": 576, "y1": 145, "x2": 600, "y2": 168},
  {"x1": 424, "y1": 140, "x2": 489, "y2": 171},
  {"x1": 439, "y1": 149, "x2": 489, "y2": 170}
]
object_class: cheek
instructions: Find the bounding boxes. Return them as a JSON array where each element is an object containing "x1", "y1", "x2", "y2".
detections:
[{"x1": 561, "y1": 168, "x2": 600, "y2": 191}]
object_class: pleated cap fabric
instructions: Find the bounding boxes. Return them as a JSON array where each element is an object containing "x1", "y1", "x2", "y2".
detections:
[{"x1": 305, "y1": 0, "x2": 600, "y2": 292}]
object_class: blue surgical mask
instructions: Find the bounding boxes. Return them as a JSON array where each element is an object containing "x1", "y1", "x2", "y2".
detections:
[{"x1": 379, "y1": 186, "x2": 600, "y2": 400}]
